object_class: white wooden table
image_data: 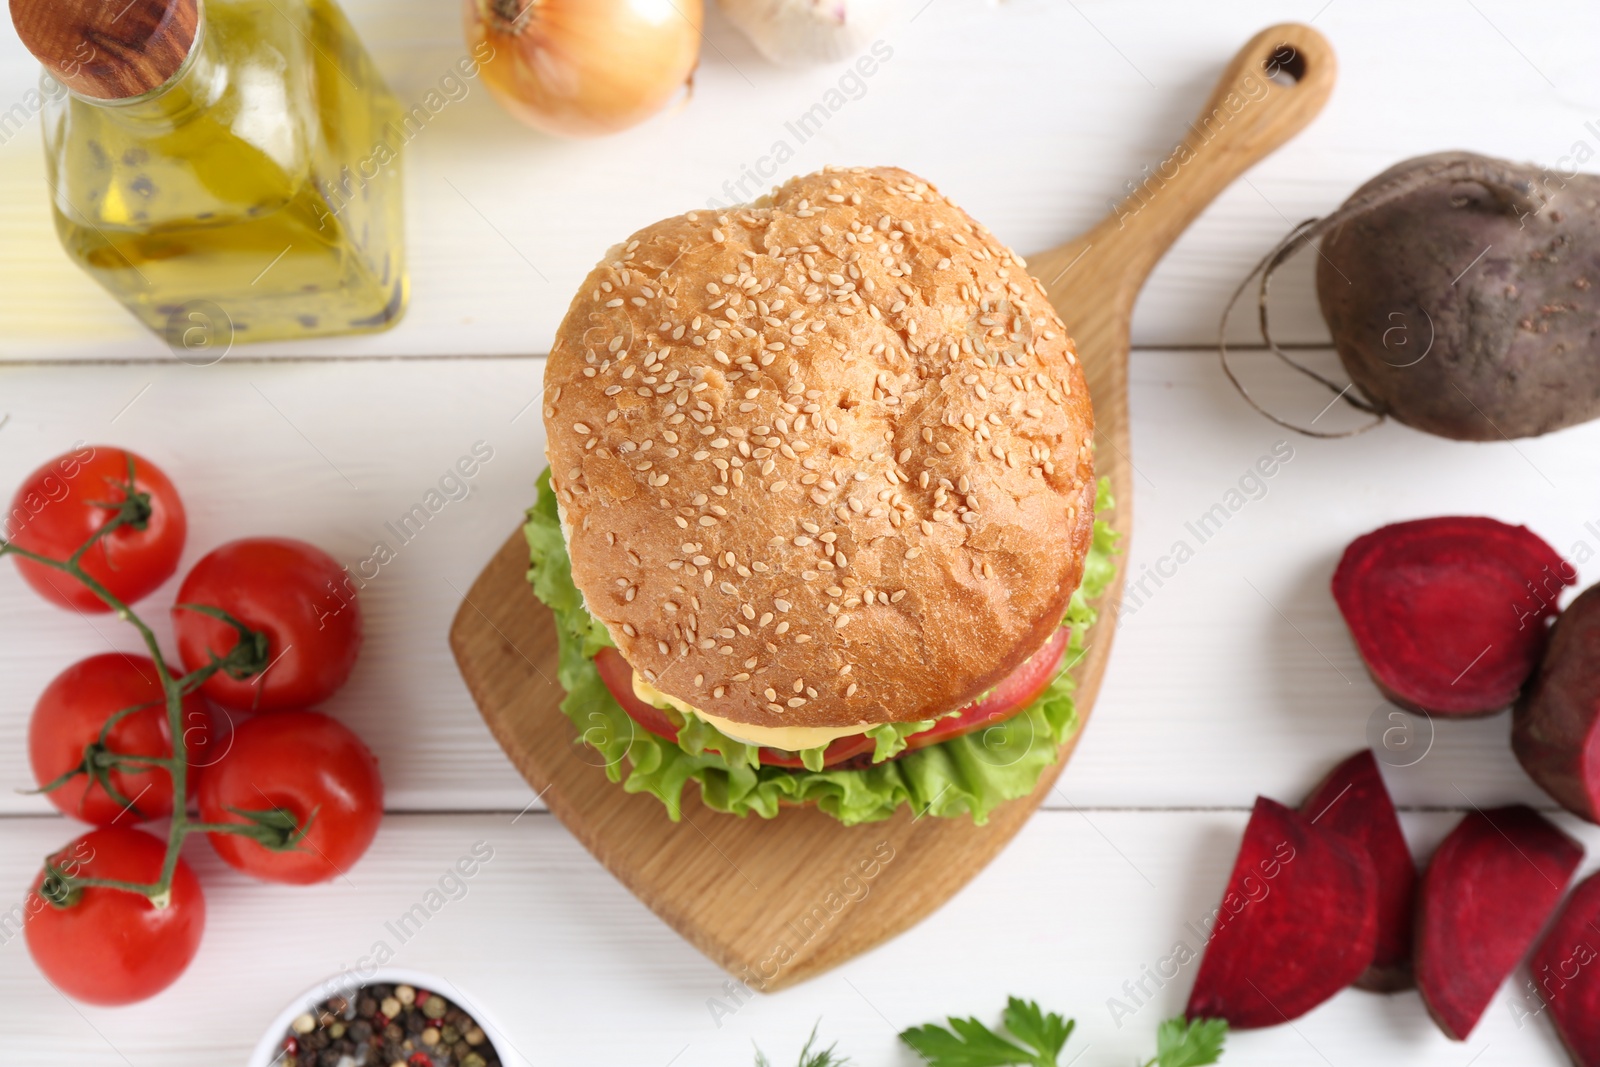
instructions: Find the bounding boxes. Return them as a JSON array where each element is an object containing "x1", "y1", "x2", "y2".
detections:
[{"x1": 3, "y1": 1, "x2": 1599, "y2": 1062}]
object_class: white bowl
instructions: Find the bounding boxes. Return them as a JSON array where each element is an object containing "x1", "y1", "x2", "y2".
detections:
[{"x1": 248, "y1": 967, "x2": 524, "y2": 1067}]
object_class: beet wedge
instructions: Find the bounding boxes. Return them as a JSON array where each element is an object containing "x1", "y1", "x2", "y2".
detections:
[
  {"x1": 1530, "y1": 872, "x2": 1600, "y2": 1067},
  {"x1": 1186, "y1": 796, "x2": 1378, "y2": 1028},
  {"x1": 1416, "y1": 804, "x2": 1583, "y2": 1040},
  {"x1": 1333, "y1": 517, "x2": 1573, "y2": 717},
  {"x1": 1301, "y1": 750, "x2": 1418, "y2": 992},
  {"x1": 1515, "y1": 584, "x2": 1600, "y2": 822}
]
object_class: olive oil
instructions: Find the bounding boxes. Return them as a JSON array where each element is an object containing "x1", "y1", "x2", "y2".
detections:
[{"x1": 31, "y1": 0, "x2": 406, "y2": 347}]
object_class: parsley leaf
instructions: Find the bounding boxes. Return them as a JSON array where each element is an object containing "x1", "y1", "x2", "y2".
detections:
[
  {"x1": 899, "y1": 998, "x2": 1070, "y2": 1067},
  {"x1": 1148, "y1": 1017, "x2": 1228, "y2": 1067},
  {"x1": 753, "y1": 1024, "x2": 850, "y2": 1067},
  {"x1": 1001, "y1": 998, "x2": 1073, "y2": 1062},
  {"x1": 898, "y1": 1000, "x2": 1227, "y2": 1067}
]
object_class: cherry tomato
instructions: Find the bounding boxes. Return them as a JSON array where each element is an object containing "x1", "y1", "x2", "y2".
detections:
[
  {"x1": 904, "y1": 628, "x2": 1069, "y2": 752},
  {"x1": 25, "y1": 827, "x2": 205, "y2": 1005},
  {"x1": 594, "y1": 647, "x2": 877, "y2": 769},
  {"x1": 173, "y1": 537, "x2": 361, "y2": 712},
  {"x1": 29, "y1": 653, "x2": 212, "y2": 825},
  {"x1": 6, "y1": 446, "x2": 186, "y2": 613},
  {"x1": 198, "y1": 710, "x2": 382, "y2": 884}
]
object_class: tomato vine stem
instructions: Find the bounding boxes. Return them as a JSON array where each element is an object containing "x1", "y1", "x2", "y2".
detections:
[{"x1": 2, "y1": 460, "x2": 311, "y2": 907}]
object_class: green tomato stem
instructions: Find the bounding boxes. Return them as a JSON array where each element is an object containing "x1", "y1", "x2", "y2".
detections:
[{"x1": 1, "y1": 471, "x2": 309, "y2": 911}]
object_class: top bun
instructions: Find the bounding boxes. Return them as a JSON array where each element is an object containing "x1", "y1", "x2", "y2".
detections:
[{"x1": 543, "y1": 166, "x2": 1095, "y2": 730}]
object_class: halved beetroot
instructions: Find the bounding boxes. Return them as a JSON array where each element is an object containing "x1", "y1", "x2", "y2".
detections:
[
  {"x1": 1415, "y1": 804, "x2": 1583, "y2": 1040},
  {"x1": 1514, "y1": 585, "x2": 1600, "y2": 822},
  {"x1": 1301, "y1": 750, "x2": 1418, "y2": 992},
  {"x1": 1529, "y1": 871, "x2": 1600, "y2": 1066},
  {"x1": 1186, "y1": 796, "x2": 1378, "y2": 1028},
  {"x1": 1332, "y1": 517, "x2": 1573, "y2": 717}
]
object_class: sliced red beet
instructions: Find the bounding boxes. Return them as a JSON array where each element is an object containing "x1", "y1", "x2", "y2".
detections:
[
  {"x1": 1529, "y1": 871, "x2": 1600, "y2": 1066},
  {"x1": 1514, "y1": 584, "x2": 1600, "y2": 822},
  {"x1": 1186, "y1": 796, "x2": 1378, "y2": 1028},
  {"x1": 1415, "y1": 804, "x2": 1583, "y2": 1040},
  {"x1": 1332, "y1": 517, "x2": 1573, "y2": 717},
  {"x1": 1301, "y1": 750, "x2": 1418, "y2": 992}
]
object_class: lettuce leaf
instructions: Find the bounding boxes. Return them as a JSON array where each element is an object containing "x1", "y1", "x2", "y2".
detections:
[{"x1": 525, "y1": 470, "x2": 1119, "y2": 826}]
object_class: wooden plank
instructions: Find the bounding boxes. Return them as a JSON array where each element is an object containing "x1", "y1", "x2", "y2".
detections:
[
  {"x1": 1, "y1": 1, "x2": 1596, "y2": 358},
  {"x1": 0, "y1": 358, "x2": 545, "y2": 813},
  {"x1": 2, "y1": 351, "x2": 1598, "y2": 816},
  {"x1": 0, "y1": 809, "x2": 1594, "y2": 1065}
]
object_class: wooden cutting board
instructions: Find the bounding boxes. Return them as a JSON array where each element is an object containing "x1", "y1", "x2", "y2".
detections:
[{"x1": 449, "y1": 23, "x2": 1334, "y2": 993}]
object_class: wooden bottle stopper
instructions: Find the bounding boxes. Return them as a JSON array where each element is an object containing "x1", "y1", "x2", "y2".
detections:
[{"x1": 8, "y1": 0, "x2": 200, "y2": 100}]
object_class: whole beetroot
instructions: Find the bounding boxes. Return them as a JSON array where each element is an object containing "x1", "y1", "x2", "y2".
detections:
[
  {"x1": 1316, "y1": 152, "x2": 1600, "y2": 440},
  {"x1": 1514, "y1": 584, "x2": 1600, "y2": 821}
]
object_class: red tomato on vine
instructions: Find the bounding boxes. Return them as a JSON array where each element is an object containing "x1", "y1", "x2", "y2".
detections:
[
  {"x1": 25, "y1": 827, "x2": 206, "y2": 1005},
  {"x1": 29, "y1": 653, "x2": 212, "y2": 825},
  {"x1": 174, "y1": 537, "x2": 362, "y2": 712},
  {"x1": 6, "y1": 446, "x2": 186, "y2": 613}
]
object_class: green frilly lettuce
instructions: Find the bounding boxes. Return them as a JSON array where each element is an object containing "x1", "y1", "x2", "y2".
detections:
[{"x1": 525, "y1": 470, "x2": 1119, "y2": 826}]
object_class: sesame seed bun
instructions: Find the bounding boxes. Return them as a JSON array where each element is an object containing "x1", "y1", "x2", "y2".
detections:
[{"x1": 543, "y1": 166, "x2": 1095, "y2": 730}]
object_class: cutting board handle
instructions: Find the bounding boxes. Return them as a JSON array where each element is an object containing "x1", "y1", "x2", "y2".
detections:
[{"x1": 1039, "y1": 22, "x2": 1335, "y2": 313}]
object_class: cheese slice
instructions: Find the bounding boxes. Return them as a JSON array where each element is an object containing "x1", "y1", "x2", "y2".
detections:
[{"x1": 632, "y1": 672, "x2": 871, "y2": 751}]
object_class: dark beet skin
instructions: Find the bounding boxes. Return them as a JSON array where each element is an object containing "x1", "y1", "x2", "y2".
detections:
[
  {"x1": 1529, "y1": 872, "x2": 1600, "y2": 1067},
  {"x1": 1317, "y1": 151, "x2": 1600, "y2": 441},
  {"x1": 1515, "y1": 584, "x2": 1600, "y2": 822},
  {"x1": 1301, "y1": 751, "x2": 1417, "y2": 992},
  {"x1": 1416, "y1": 805, "x2": 1583, "y2": 1040},
  {"x1": 1333, "y1": 517, "x2": 1573, "y2": 717},
  {"x1": 1186, "y1": 797, "x2": 1378, "y2": 1029}
]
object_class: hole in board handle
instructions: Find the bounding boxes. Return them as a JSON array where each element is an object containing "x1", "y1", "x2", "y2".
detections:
[{"x1": 1264, "y1": 44, "x2": 1305, "y2": 86}]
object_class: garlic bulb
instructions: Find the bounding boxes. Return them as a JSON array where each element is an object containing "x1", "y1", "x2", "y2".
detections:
[{"x1": 718, "y1": 0, "x2": 898, "y2": 67}]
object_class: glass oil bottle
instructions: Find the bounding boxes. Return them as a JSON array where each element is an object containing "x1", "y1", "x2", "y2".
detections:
[{"x1": 10, "y1": 0, "x2": 408, "y2": 348}]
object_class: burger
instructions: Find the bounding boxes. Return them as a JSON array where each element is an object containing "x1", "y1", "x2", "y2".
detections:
[{"x1": 527, "y1": 166, "x2": 1115, "y2": 825}]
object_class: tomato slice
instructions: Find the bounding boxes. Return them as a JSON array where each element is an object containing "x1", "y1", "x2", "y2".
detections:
[
  {"x1": 904, "y1": 627, "x2": 1069, "y2": 753},
  {"x1": 595, "y1": 647, "x2": 680, "y2": 742},
  {"x1": 593, "y1": 628, "x2": 1069, "y2": 769}
]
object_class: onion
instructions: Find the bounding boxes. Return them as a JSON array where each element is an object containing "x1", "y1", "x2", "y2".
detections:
[
  {"x1": 717, "y1": 0, "x2": 897, "y2": 66},
  {"x1": 465, "y1": 0, "x2": 704, "y2": 138}
]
